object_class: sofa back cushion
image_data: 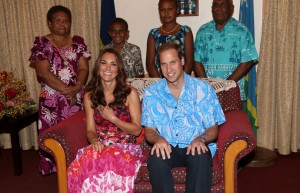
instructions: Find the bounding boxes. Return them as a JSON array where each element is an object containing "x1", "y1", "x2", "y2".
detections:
[
  {"x1": 203, "y1": 78, "x2": 242, "y2": 112},
  {"x1": 127, "y1": 77, "x2": 242, "y2": 113}
]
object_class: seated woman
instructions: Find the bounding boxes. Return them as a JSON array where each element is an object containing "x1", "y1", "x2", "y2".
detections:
[{"x1": 67, "y1": 48, "x2": 143, "y2": 193}]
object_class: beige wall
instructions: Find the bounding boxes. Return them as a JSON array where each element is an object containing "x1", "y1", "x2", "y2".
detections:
[{"x1": 115, "y1": 0, "x2": 262, "y2": 71}]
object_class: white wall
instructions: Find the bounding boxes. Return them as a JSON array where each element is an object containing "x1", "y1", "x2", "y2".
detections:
[{"x1": 115, "y1": 0, "x2": 262, "y2": 71}]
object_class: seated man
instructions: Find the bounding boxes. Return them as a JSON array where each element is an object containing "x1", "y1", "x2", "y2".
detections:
[{"x1": 141, "y1": 42, "x2": 226, "y2": 193}]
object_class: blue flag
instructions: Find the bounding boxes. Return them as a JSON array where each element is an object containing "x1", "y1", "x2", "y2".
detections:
[
  {"x1": 100, "y1": 0, "x2": 116, "y2": 46},
  {"x1": 239, "y1": 0, "x2": 258, "y2": 136}
]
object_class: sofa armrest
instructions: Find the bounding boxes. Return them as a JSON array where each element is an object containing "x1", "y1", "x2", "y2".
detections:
[
  {"x1": 38, "y1": 110, "x2": 88, "y2": 193},
  {"x1": 38, "y1": 110, "x2": 89, "y2": 167},
  {"x1": 214, "y1": 110, "x2": 256, "y2": 193},
  {"x1": 215, "y1": 110, "x2": 256, "y2": 165}
]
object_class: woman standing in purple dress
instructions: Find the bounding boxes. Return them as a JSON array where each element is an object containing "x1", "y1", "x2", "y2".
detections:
[{"x1": 29, "y1": 5, "x2": 90, "y2": 175}]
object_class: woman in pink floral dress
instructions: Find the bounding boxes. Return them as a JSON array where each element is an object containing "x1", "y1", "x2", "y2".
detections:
[
  {"x1": 67, "y1": 48, "x2": 143, "y2": 193},
  {"x1": 29, "y1": 5, "x2": 90, "y2": 175}
]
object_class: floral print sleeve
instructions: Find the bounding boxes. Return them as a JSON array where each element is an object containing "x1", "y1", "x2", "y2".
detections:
[
  {"x1": 29, "y1": 36, "x2": 51, "y2": 64},
  {"x1": 72, "y1": 35, "x2": 91, "y2": 59}
]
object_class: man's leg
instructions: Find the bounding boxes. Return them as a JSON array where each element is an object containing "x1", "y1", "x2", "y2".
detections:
[
  {"x1": 147, "y1": 145, "x2": 189, "y2": 193},
  {"x1": 147, "y1": 152, "x2": 175, "y2": 193},
  {"x1": 185, "y1": 150, "x2": 213, "y2": 193}
]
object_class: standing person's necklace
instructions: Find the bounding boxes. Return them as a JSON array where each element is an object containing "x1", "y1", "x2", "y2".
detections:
[
  {"x1": 52, "y1": 36, "x2": 69, "y2": 48},
  {"x1": 52, "y1": 37, "x2": 71, "y2": 66},
  {"x1": 58, "y1": 49, "x2": 70, "y2": 66},
  {"x1": 160, "y1": 24, "x2": 179, "y2": 34}
]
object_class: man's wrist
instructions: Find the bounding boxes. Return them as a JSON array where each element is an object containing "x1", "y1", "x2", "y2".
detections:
[{"x1": 199, "y1": 135, "x2": 206, "y2": 144}]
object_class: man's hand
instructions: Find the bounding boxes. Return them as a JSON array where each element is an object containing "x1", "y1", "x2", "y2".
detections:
[
  {"x1": 186, "y1": 136, "x2": 208, "y2": 156},
  {"x1": 151, "y1": 136, "x2": 172, "y2": 160}
]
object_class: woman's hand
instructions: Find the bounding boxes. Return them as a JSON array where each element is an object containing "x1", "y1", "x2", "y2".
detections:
[
  {"x1": 97, "y1": 105, "x2": 117, "y2": 123},
  {"x1": 61, "y1": 84, "x2": 81, "y2": 99},
  {"x1": 68, "y1": 95, "x2": 78, "y2": 106},
  {"x1": 90, "y1": 140, "x2": 105, "y2": 151}
]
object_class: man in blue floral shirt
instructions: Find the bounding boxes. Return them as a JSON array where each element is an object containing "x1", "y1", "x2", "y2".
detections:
[
  {"x1": 141, "y1": 42, "x2": 225, "y2": 193},
  {"x1": 194, "y1": 0, "x2": 258, "y2": 100}
]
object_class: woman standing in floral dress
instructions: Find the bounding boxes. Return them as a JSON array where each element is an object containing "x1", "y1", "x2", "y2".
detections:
[
  {"x1": 67, "y1": 48, "x2": 142, "y2": 193},
  {"x1": 146, "y1": 0, "x2": 194, "y2": 77},
  {"x1": 29, "y1": 5, "x2": 90, "y2": 175}
]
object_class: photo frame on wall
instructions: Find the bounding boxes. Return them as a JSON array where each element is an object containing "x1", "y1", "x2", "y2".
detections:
[{"x1": 176, "y1": 0, "x2": 199, "y2": 17}]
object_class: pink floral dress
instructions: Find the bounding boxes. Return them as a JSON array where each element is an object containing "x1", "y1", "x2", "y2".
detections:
[
  {"x1": 67, "y1": 107, "x2": 143, "y2": 193},
  {"x1": 29, "y1": 35, "x2": 91, "y2": 175}
]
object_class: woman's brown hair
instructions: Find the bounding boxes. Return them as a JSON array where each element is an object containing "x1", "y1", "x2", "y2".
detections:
[{"x1": 85, "y1": 48, "x2": 131, "y2": 109}]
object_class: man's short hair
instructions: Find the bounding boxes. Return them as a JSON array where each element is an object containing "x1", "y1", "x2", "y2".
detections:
[
  {"x1": 212, "y1": 0, "x2": 233, "y2": 5},
  {"x1": 158, "y1": 0, "x2": 179, "y2": 9},
  {"x1": 109, "y1": 17, "x2": 128, "y2": 31},
  {"x1": 158, "y1": 42, "x2": 183, "y2": 60}
]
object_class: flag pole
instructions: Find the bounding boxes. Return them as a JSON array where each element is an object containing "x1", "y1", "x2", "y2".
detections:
[{"x1": 239, "y1": 0, "x2": 276, "y2": 168}]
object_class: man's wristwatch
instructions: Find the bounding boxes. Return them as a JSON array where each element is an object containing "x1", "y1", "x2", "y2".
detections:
[{"x1": 199, "y1": 135, "x2": 206, "y2": 144}]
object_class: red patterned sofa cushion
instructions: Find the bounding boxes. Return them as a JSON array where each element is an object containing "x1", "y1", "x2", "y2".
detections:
[{"x1": 203, "y1": 78, "x2": 242, "y2": 112}]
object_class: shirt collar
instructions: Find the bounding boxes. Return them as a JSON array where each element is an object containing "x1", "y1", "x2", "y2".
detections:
[
  {"x1": 214, "y1": 17, "x2": 234, "y2": 31},
  {"x1": 161, "y1": 72, "x2": 191, "y2": 95},
  {"x1": 108, "y1": 41, "x2": 129, "y2": 53}
]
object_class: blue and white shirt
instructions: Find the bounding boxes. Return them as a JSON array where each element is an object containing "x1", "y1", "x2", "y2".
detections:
[{"x1": 141, "y1": 74, "x2": 225, "y2": 157}]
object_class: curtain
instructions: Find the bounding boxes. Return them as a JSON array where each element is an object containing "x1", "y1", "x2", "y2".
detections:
[
  {"x1": 257, "y1": 0, "x2": 300, "y2": 154},
  {"x1": 0, "y1": 0, "x2": 101, "y2": 150}
]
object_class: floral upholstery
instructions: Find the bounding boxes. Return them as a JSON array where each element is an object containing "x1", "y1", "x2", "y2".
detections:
[{"x1": 38, "y1": 78, "x2": 256, "y2": 193}]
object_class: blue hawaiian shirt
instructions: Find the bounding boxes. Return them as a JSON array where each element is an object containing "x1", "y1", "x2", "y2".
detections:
[
  {"x1": 141, "y1": 74, "x2": 225, "y2": 157},
  {"x1": 150, "y1": 25, "x2": 191, "y2": 77},
  {"x1": 194, "y1": 18, "x2": 258, "y2": 100}
]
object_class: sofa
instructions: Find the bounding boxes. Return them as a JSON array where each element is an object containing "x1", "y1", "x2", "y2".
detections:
[{"x1": 38, "y1": 78, "x2": 256, "y2": 193}]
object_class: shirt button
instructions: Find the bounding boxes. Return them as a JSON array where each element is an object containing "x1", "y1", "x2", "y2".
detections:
[
  {"x1": 175, "y1": 106, "x2": 177, "y2": 109},
  {"x1": 176, "y1": 134, "x2": 178, "y2": 136}
]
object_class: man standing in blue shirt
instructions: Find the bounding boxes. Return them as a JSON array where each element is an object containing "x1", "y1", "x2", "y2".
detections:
[
  {"x1": 141, "y1": 42, "x2": 225, "y2": 193},
  {"x1": 194, "y1": 0, "x2": 258, "y2": 101}
]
